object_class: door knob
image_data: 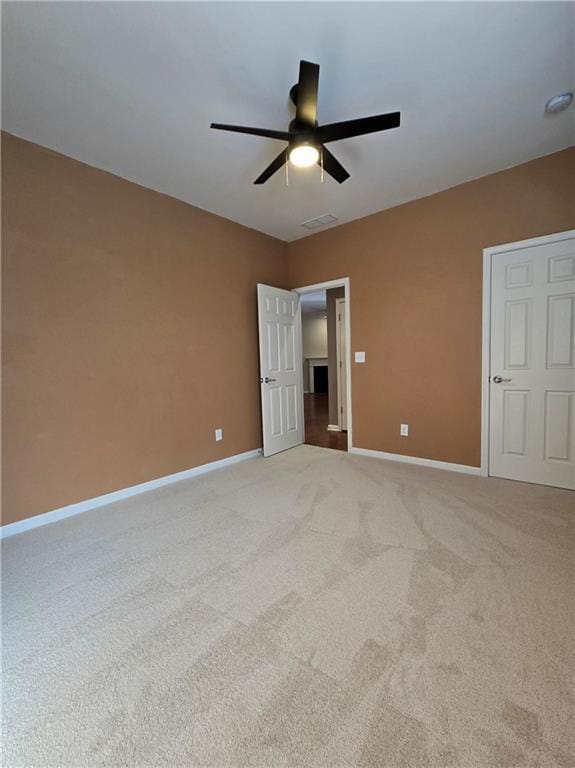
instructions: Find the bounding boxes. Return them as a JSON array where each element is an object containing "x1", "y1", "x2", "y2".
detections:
[
  {"x1": 262, "y1": 376, "x2": 276, "y2": 383},
  {"x1": 492, "y1": 375, "x2": 512, "y2": 383}
]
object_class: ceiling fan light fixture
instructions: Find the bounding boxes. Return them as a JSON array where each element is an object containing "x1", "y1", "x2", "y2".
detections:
[
  {"x1": 211, "y1": 59, "x2": 400, "y2": 184},
  {"x1": 289, "y1": 143, "x2": 319, "y2": 168}
]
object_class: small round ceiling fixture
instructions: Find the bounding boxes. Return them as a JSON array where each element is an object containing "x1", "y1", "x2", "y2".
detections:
[
  {"x1": 545, "y1": 92, "x2": 573, "y2": 114},
  {"x1": 289, "y1": 144, "x2": 319, "y2": 168}
]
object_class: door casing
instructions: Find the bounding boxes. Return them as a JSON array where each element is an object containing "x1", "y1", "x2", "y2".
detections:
[
  {"x1": 294, "y1": 278, "x2": 353, "y2": 451},
  {"x1": 481, "y1": 229, "x2": 575, "y2": 478},
  {"x1": 336, "y1": 297, "x2": 348, "y2": 431}
]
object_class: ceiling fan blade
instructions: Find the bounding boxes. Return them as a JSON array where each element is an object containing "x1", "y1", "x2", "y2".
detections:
[
  {"x1": 254, "y1": 148, "x2": 288, "y2": 184},
  {"x1": 295, "y1": 60, "x2": 319, "y2": 128},
  {"x1": 315, "y1": 112, "x2": 400, "y2": 143},
  {"x1": 211, "y1": 123, "x2": 290, "y2": 142},
  {"x1": 319, "y1": 146, "x2": 350, "y2": 184}
]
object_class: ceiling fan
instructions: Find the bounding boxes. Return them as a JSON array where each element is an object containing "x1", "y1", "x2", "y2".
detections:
[{"x1": 210, "y1": 60, "x2": 400, "y2": 184}]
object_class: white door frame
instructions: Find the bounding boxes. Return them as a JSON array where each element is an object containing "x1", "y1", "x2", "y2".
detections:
[
  {"x1": 481, "y1": 229, "x2": 575, "y2": 477},
  {"x1": 335, "y1": 297, "x2": 347, "y2": 431},
  {"x1": 294, "y1": 278, "x2": 353, "y2": 450}
]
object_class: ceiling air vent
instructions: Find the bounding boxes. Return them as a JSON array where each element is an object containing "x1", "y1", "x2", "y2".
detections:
[{"x1": 301, "y1": 213, "x2": 338, "y2": 231}]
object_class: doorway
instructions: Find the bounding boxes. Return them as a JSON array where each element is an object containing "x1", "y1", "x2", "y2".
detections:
[
  {"x1": 482, "y1": 230, "x2": 575, "y2": 489},
  {"x1": 297, "y1": 280, "x2": 351, "y2": 452},
  {"x1": 256, "y1": 278, "x2": 352, "y2": 458}
]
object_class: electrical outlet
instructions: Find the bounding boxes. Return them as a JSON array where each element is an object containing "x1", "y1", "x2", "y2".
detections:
[
  {"x1": 400, "y1": 423, "x2": 409, "y2": 437},
  {"x1": 355, "y1": 351, "x2": 366, "y2": 363},
  {"x1": 215, "y1": 428, "x2": 223, "y2": 442}
]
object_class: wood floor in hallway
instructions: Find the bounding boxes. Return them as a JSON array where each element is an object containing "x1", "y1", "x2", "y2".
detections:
[{"x1": 304, "y1": 393, "x2": 347, "y2": 451}]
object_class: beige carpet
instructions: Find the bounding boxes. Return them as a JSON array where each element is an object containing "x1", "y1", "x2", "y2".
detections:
[{"x1": 2, "y1": 445, "x2": 573, "y2": 767}]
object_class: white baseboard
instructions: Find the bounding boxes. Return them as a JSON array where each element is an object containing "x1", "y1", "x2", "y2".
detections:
[
  {"x1": 327, "y1": 424, "x2": 341, "y2": 432},
  {"x1": 349, "y1": 447, "x2": 481, "y2": 476},
  {"x1": 0, "y1": 448, "x2": 262, "y2": 539}
]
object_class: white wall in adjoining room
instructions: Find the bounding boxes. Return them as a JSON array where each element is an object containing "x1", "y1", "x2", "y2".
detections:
[{"x1": 302, "y1": 312, "x2": 328, "y2": 359}]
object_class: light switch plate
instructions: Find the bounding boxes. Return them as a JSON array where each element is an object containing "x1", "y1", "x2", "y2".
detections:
[
  {"x1": 400, "y1": 424, "x2": 409, "y2": 437},
  {"x1": 355, "y1": 351, "x2": 366, "y2": 363},
  {"x1": 215, "y1": 428, "x2": 223, "y2": 441}
]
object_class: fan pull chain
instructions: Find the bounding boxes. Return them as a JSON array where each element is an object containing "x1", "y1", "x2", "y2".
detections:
[
  {"x1": 320, "y1": 147, "x2": 324, "y2": 184},
  {"x1": 285, "y1": 157, "x2": 289, "y2": 187}
]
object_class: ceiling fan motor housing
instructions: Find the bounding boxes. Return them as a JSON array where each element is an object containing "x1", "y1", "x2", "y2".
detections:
[
  {"x1": 288, "y1": 119, "x2": 317, "y2": 140},
  {"x1": 290, "y1": 82, "x2": 319, "y2": 139},
  {"x1": 289, "y1": 83, "x2": 299, "y2": 106}
]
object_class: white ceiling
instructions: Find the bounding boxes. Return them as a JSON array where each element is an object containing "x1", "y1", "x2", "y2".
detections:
[
  {"x1": 2, "y1": 2, "x2": 574, "y2": 242},
  {"x1": 301, "y1": 290, "x2": 327, "y2": 314}
]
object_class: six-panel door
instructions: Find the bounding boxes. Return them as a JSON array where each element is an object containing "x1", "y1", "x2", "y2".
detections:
[
  {"x1": 257, "y1": 284, "x2": 304, "y2": 457},
  {"x1": 489, "y1": 237, "x2": 575, "y2": 489}
]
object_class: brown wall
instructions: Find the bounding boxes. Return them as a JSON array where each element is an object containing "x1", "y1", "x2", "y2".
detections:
[
  {"x1": 288, "y1": 148, "x2": 575, "y2": 467},
  {"x1": 2, "y1": 133, "x2": 287, "y2": 525},
  {"x1": 3, "y1": 133, "x2": 573, "y2": 525}
]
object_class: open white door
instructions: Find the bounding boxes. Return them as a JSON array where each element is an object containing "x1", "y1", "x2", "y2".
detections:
[
  {"x1": 257, "y1": 284, "x2": 304, "y2": 457},
  {"x1": 489, "y1": 235, "x2": 575, "y2": 489}
]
